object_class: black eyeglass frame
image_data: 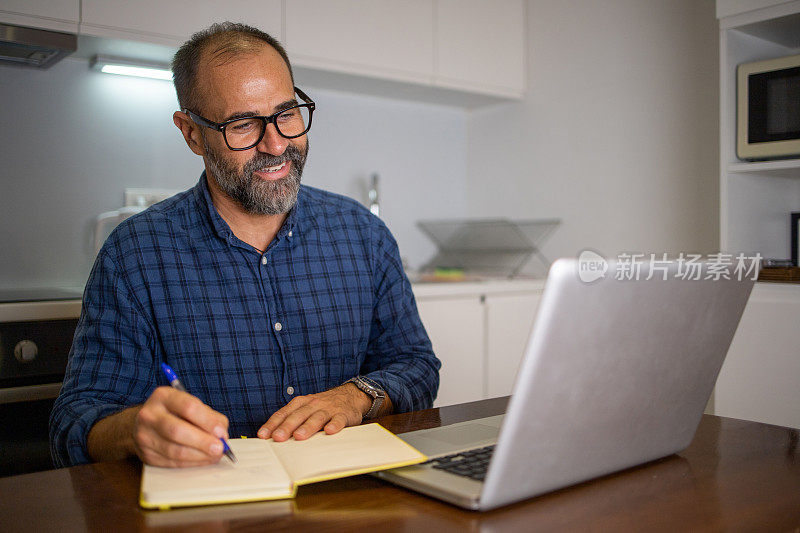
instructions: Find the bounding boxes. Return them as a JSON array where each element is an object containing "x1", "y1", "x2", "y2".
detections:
[{"x1": 183, "y1": 86, "x2": 315, "y2": 151}]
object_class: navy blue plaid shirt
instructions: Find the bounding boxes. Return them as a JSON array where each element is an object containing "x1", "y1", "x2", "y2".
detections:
[{"x1": 50, "y1": 174, "x2": 439, "y2": 467}]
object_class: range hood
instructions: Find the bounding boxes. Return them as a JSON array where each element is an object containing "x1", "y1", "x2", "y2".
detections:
[{"x1": 0, "y1": 23, "x2": 76, "y2": 68}]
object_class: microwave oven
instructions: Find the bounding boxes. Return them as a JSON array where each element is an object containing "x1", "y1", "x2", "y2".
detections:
[{"x1": 737, "y1": 53, "x2": 800, "y2": 161}]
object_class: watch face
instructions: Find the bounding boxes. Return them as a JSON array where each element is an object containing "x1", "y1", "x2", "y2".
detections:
[
  {"x1": 358, "y1": 380, "x2": 379, "y2": 398},
  {"x1": 360, "y1": 378, "x2": 385, "y2": 397}
]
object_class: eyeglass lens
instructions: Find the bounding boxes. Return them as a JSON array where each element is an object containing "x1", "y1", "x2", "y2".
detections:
[{"x1": 224, "y1": 106, "x2": 311, "y2": 149}]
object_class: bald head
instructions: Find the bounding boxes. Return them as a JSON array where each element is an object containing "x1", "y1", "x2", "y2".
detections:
[{"x1": 172, "y1": 22, "x2": 293, "y2": 113}]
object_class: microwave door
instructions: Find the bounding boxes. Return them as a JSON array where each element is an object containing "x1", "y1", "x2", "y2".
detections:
[{"x1": 737, "y1": 54, "x2": 800, "y2": 161}]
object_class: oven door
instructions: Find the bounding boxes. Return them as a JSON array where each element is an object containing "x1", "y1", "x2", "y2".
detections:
[
  {"x1": 0, "y1": 299, "x2": 80, "y2": 476},
  {"x1": 0, "y1": 318, "x2": 77, "y2": 403}
]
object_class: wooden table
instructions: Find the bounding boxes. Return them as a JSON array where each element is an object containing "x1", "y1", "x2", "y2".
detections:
[{"x1": 1, "y1": 397, "x2": 799, "y2": 532}]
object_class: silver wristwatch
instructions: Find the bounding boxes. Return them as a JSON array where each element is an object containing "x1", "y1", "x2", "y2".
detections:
[{"x1": 346, "y1": 376, "x2": 386, "y2": 419}]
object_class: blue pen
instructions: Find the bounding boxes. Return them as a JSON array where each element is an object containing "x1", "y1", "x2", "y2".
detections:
[{"x1": 160, "y1": 362, "x2": 237, "y2": 464}]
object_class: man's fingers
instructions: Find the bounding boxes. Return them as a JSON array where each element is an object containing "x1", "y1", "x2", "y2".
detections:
[
  {"x1": 142, "y1": 436, "x2": 221, "y2": 466},
  {"x1": 137, "y1": 441, "x2": 220, "y2": 468},
  {"x1": 133, "y1": 386, "x2": 228, "y2": 466},
  {"x1": 270, "y1": 404, "x2": 319, "y2": 441},
  {"x1": 135, "y1": 406, "x2": 223, "y2": 461},
  {"x1": 259, "y1": 387, "x2": 372, "y2": 442},
  {"x1": 153, "y1": 411, "x2": 223, "y2": 455},
  {"x1": 258, "y1": 397, "x2": 308, "y2": 439},
  {"x1": 292, "y1": 409, "x2": 332, "y2": 440},
  {"x1": 257, "y1": 410, "x2": 288, "y2": 439},
  {"x1": 157, "y1": 387, "x2": 229, "y2": 439},
  {"x1": 324, "y1": 413, "x2": 348, "y2": 435}
]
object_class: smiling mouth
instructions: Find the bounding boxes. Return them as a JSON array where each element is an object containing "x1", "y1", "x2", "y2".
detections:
[{"x1": 262, "y1": 161, "x2": 287, "y2": 173}]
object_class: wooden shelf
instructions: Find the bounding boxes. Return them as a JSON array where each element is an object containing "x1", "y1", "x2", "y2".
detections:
[
  {"x1": 758, "y1": 267, "x2": 800, "y2": 283},
  {"x1": 757, "y1": 279, "x2": 800, "y2": 285}
]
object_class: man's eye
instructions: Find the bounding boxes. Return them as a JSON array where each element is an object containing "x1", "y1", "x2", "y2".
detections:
[
  {"x1": 230, "y1": 119, "x2": 258, "y2": 132},
  {"x1": 277, "y1": 109, "x2": 298, "y2": 121}
]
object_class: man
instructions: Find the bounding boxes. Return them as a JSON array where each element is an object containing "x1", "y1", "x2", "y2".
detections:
[{"x1": 50, "y1": 22, "x2": 440, "y2": 468}]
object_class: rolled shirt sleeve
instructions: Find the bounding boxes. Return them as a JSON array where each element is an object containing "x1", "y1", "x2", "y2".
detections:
[
  {"x1": 50, "y1": 249, "x2": 157, "y2": 467},
  {"x1": 360, "y1": 220, "x2": 440, "y2": 413}
]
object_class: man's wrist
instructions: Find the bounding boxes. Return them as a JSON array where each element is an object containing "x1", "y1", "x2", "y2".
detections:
[
  {"x1": 87, "y1": 406, "x2": 141, "y2": 462},
  {"x1": 343, "y1": 382, "x2": 373, "y2": 416},
  {"x1": 345, "y1": 376, "x2": 386, "y2": 419}
]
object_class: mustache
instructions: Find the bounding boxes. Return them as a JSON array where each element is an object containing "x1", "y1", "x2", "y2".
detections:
[{"x1": 244, "y1": 143, "x2": 307, "y2": 173}]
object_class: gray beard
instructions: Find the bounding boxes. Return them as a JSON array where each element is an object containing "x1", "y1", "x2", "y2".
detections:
[{"x1": 204, "y1": 141, "x2": 307, "y2": 215}]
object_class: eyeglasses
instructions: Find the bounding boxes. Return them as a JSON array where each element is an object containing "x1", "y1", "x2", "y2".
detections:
[{"x1": 184, "y1": 87, "x2": 315, "y2": 151}]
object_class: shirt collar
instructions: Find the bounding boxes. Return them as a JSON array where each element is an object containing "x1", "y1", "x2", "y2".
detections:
[{"x1": 192, "y1": 171, "x2": 304, "y2": 249}]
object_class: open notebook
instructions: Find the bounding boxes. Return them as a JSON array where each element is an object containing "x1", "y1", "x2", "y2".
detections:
[{"x1": 140, "y1": 423, "x2": 426, "y2": 509}]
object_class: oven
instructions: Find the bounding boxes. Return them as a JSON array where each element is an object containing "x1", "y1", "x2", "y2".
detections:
[{"x1": 0, "y1": 289, "x2": 81, "y2": 476}]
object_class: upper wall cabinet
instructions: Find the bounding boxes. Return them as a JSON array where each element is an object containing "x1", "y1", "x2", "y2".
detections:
[
  {"x1": 285, "y1": 0, "x2": 435, "y2": 85},
  {"x1": 0, "y1": 0, "x2": 79, "y2": 33},
  {"x1": 7, "y1": 0, "x2": 526, "y2": 103},
  {"x1": 435, "y1": 0, "x2": 525, "y2": 97},
  {"x1": 286, "y1": 0, "x2": 526, "y2": 99},
  {"x1": 80, "y1": 0, "x2": 282, "y2": 47}
]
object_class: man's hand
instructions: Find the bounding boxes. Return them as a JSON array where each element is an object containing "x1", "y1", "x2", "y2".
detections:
[
  {"x1": 87, "y1": 386, "x2": 230, "y2": 468},
  {"x1": 257, "y1": 384, "x2": 372, "y2": 442}
]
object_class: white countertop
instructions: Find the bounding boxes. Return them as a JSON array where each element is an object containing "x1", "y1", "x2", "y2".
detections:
[
  {"x1": 0, "y1": 299, "x2": 82, "y2": 322},
  {"x1": 411, "y1": 277, "x2": 545, "y2": 299},
  {"x1": 0, "y1": 278, "x2": 547, "y2": 322}
]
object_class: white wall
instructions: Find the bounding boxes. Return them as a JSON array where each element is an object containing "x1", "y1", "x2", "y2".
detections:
[
  {"x1": 294, "y1": 82, "x2": 468, "y2": 272},
  {"x1": 465, "y1": 0, "x2": 720, "y2": 265},
  {"x1": 0, "y1": 57, "x2": 468, "y2": 290},
  {"x1": 0, "y1": 0, "x2": 722, "y2": 290}
]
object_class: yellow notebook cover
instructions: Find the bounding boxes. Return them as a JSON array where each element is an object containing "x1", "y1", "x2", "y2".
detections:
[{"x1": 140, "y1": 423, "x2": 426, "y2": 509}]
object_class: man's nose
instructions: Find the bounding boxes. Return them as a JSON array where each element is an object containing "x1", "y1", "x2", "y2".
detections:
[{"x1": 256, "y1": 123, "x2": 289, "y2": 155}]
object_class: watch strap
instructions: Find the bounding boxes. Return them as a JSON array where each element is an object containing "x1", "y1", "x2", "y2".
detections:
[{"x1": 346, "y1": 376, "x2": 385, "y2": 419}]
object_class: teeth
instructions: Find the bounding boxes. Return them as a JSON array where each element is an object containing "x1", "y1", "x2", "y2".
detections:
[{"x1": 263, "y1": 162, "x2": 286, "y2": 172}]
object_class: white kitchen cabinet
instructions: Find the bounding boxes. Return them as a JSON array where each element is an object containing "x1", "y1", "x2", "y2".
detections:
[
  {"x1": 416, "y1": 295, "x2": 485, "y2": 408},
  {"x1": 285, "y1": 0, "x2": 435, "y2": 84},
  {"x1": 435, "y1": 0, "x2": 525, "y2": 97},
  {"x1": 713, "y1": 1, "x2": 800, "y2": 429},
  {"x1": 485, "y1": 292, "x2": 541, "y2": 398},
  {"x1": 286, "y1": 0, "x2": 526, "y2": 97},
  {"x1": 714, "y1": 283, "x2": 800, "y2": 429},
  {"x1": 0, "y1": 0, "x2": 78, "y2": 33},
  {"x1": 70, "y1": 0, "x2": 525, "y2": 103},
  {"x1": 80, "y1": 0, "x2": 282, "y2": 47},
  {"x1": 413, "y1": 280, "x2": 544, "y2": 407}
]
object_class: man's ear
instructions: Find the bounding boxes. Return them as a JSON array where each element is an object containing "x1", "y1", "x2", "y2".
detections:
[{"x1": 173, "y1": 111, "x2": 206, "y2": 156}]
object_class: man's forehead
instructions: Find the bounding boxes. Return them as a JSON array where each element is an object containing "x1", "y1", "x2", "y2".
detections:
[
  {"x1": 199, "y1": 43, "x2": 290, "y2": 82},
  {"x1": 195, "y1": 44, "x2": 294, "y2": 115}
]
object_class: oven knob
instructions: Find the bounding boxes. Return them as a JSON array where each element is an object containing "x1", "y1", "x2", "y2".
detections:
[{"x1": 14, "y1": 340, "x2": 38, "y2": 363}]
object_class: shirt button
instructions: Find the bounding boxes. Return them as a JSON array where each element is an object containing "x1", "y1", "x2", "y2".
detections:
[
  {"x1": 274, "y1": 322, "x2": 283, "y2": 332},
  {"x1": 261, "y1": 256, "x2": 267, "y2": 265},
  {"x1": 288, "y1": 230, "x2": 293, "y2": 238},
  {"x1": 286, "y1": 386, "x2": 295, "y2": 395}
]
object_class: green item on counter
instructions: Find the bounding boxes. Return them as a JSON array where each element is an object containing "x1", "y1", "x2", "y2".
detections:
[{"x1": 433, "y1": 267, "x2": 465, "y2": 279}]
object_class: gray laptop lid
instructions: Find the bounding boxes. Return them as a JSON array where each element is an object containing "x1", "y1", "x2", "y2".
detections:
[{"x1": 479, "y1": 258, "x2": 754, "y2": 510}]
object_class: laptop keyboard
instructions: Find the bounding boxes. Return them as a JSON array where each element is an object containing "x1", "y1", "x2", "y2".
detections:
[{"x1": 424, "y1": 445, "x2": 495, "y2": 482}]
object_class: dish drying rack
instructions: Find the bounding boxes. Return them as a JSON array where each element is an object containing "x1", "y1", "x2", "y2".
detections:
[{"x1": 417, "y1": 218, "x2": 561, "y2": 278}]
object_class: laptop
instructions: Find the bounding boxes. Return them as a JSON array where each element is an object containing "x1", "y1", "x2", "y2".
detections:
[{"x1": 375, "y1": 258, "x2": 755, "y2": 510}]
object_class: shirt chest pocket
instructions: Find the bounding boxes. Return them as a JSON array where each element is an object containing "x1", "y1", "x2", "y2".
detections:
[{"x1": 278, "y1": 272, "x2": 369, "y2": 359}]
